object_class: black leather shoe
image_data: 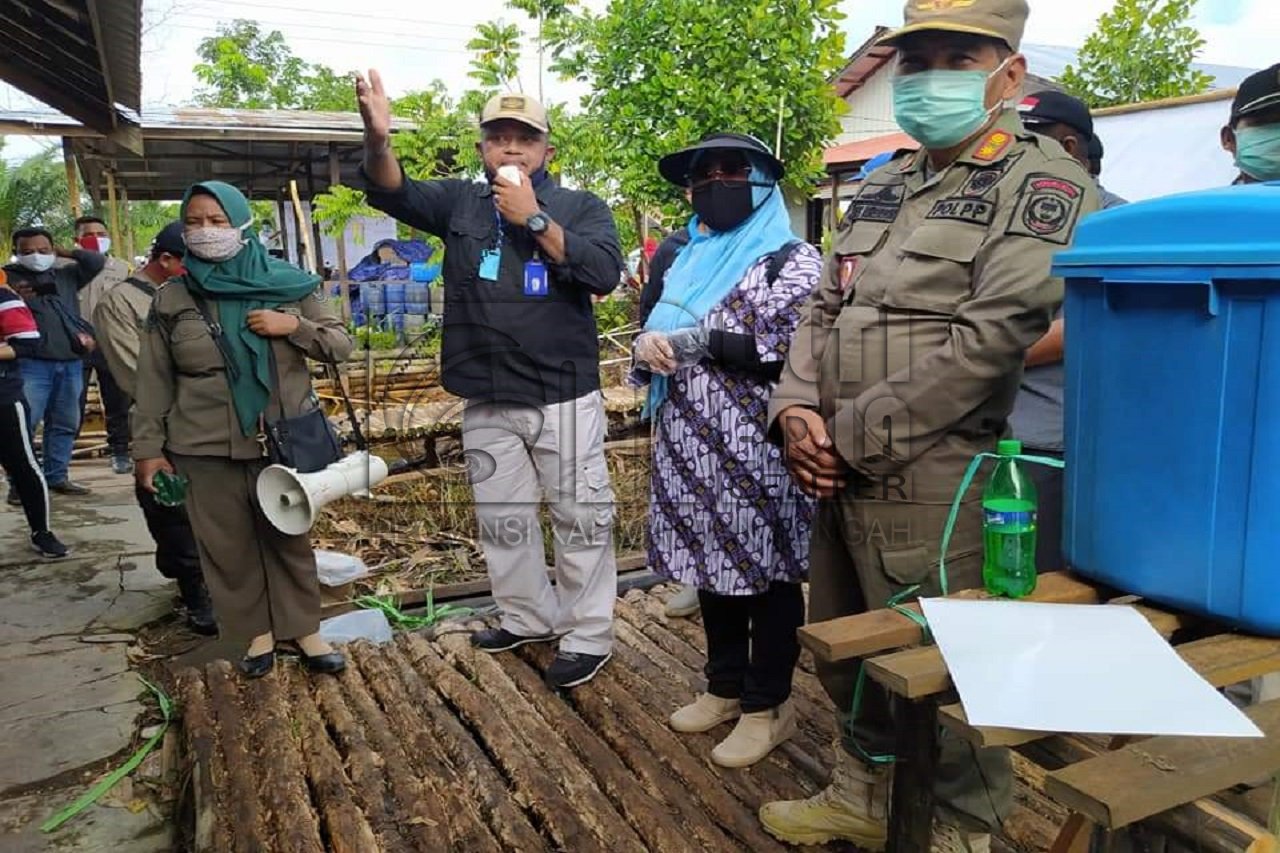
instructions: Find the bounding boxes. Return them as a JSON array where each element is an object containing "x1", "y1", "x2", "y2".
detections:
[
  {"x1": 298, "y1": 649, "x2": 346, "y2": 675},
  {"x1": 187, "y1": 607, "x2": 218, "y2": 636},
  {"x1": 238, "y1": 651, "x2": 275, "y2": 678}
]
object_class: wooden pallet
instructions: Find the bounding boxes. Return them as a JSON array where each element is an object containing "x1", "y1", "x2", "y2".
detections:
[{"x1": 799, "y1": 572, "x2": 1280, "y2": 853}]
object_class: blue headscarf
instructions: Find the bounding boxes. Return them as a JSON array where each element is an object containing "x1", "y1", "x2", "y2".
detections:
[{"x1": 643, "y1": 159, "x2": 797, "y2": 415}]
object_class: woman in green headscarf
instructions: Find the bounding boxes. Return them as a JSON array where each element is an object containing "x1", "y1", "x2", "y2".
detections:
[{"x1": 133, "y1": 181, "x2": 354, "y2": 678}]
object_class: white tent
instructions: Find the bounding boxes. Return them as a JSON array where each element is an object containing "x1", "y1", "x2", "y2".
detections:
[{"x1": 1093, "y1": 90, "x2": 1240, "y2": 202}]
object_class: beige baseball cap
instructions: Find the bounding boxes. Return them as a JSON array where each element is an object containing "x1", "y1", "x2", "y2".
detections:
[
  {"x1": 480, "y1": 93, "x2": 550, "y2": 134},
  {"x1": 878, "y1": 0, "x2": 1029, "y2": 51}
]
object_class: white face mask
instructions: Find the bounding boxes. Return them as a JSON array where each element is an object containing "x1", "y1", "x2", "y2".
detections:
[
  {"x1": 185, "y1": 223, "x2": 249, "y2": 263},
  {"x1": 94, "y1": 236, "x2": 111, "y2": 255},
  {"x1": 17, "y1": 253, "x2": 55, "y2": 273}
]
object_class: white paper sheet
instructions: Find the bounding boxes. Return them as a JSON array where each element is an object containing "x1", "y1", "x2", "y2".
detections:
[{"x1": 919, "y1": 599, "x2": 1262, "y2": 738}]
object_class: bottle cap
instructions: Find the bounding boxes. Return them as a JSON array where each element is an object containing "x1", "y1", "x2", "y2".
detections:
[{"x1": 997, "y1": 439, "x2": 1023, "y2": 457}]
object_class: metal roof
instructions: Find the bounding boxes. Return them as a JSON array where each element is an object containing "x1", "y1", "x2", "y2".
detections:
[
  {"x1": 0, "y1": 107, "x2": 418, "y2": 202},
  {"x1": 0, "y1": 0, "x2": 141, "y2": 138}
]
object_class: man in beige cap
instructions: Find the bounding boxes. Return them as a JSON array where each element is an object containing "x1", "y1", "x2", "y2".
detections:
[
  {"x1": 759, "y1": 0, "x2": 1097, "y2": 850},
  {"x1": 356, "y1": 75, "x2": 624, "y2": 690}
]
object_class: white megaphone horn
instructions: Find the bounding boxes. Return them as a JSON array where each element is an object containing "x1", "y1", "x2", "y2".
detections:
[{"x1": 257, "y1": 450, "x2": 389, "y2": 535}]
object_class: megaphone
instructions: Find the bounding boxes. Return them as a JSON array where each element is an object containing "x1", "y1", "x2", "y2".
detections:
[{"x1": 257, "y1": 450, "x2": 389, "y2": 535}]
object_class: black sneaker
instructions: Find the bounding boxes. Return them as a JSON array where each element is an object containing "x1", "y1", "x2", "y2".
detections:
[
  {"x1": 546, "y1": 651, "x2": 612, "y2": 689},
  {"x1": 111, "y1": 455, "x2": 133, "y2": 475},
  {"x1": 470, "y1": 627, "x2": 558, "y2": 653},
  {"x1": 50, "y1": 480, "x2": 91, "y2": 496},
  {"x1": 6, "y1": 490, "x2": 20, "y2": 507},
  {"x1": 31, "y1": 530, "x2": 70, "y2": 559}
]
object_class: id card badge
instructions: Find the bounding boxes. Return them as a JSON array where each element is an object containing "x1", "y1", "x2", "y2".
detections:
[
  {"x1": 523, "y1": 258, "x2": 548, "y2": 297},
  {"x1": 478, "y1": 249, "x2": 501, "y2": 282}
]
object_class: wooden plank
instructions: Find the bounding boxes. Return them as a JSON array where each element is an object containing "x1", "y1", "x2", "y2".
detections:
[
  {"x1": 887, "y1": 697, "x2": 936, "y2": 853},
  {"x1": 1045, "y1": 698, "x2": 1280, "y2": 830},
  {"x1": 868, "y1": 601, "x2": 1189, "y2": 702},
  {"x1": 798, "y1": 572, "x2": 1100, "y2": 664},
  {"x1": 938, "y1": 633, "x2": 1280, "y2": 748}
]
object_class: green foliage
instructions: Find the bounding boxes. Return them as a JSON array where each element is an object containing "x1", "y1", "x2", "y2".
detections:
[
  {"x1": 548, "y1": 0, "x2": 846, "y2": 219},
  {"x1": 352, "y1": 324, "x2": 399, "y2": 351},
  {"x1": 128, "y1": 201, "x2": 181, "y2": 258},
  {"x1": 467, "y1": 20, "x2": 525, "y2": 92},
  {"x1": 593, "y1": 294, "x2": 636, "y2": 334},
  {"x1": 391, "y1": 83, "x2": 488, "y2": 181},
  {"x1": 0, "y1": 144, "x2": 73, "y2": 244},
  {"x1": 1058, "y1": 0, "x2": 1213, "y2": 108},
  {"x1": 313, "y1": 185, "x2": 379, "y2": 244},
  {"x1": 193, "y1": 19, "x2": 357, "y2": 111}
]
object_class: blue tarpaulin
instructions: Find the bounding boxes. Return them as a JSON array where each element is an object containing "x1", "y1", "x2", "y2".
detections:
[{"x1": 349, "y1": 239, "x2": 437, "y2": 282}]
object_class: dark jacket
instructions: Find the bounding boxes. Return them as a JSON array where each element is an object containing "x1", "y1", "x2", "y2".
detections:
[
  {"x1": 362, "y1": 168, "x2": 624, "y2": 405},
  {"x1": 2, "y1": 250, "x2": 104, "y2": 361}
]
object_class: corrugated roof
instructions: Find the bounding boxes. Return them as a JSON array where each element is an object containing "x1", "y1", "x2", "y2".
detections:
[
  {"x1": 0, "y1": 106, "x2": 413, "y2": 140},
  {"x1": 0, "y1": 0, "x2": 141, "y2": 135},
  {"x1": 824, "y1": 132, "x2": 919, "y2": 169},
  {"x1": 1020, "y1": 44, "x2": 1257, "y2": 91}
]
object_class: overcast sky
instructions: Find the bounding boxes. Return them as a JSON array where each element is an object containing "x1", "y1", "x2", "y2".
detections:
[{"x1": 1, "y1": 0, "x2": 1275, "y2": 163}]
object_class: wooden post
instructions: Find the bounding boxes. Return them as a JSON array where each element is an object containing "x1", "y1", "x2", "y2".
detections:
[
  {"x1": 105, "y1": 169, "x2": 121, "y2": 251},
  {"x1": 276, "y1": 192, "x2": 291, "y2": 264},
  {"x1": 62, "y1": 138, "x2": 81, "y2": 219},
  {"x1": 119, "y1": 183, "x2": 134, "y2": 265},
  {"x1": 289, "y1": 180, "x2": 317, "y2": 274},
  {"x1": 306, "y1": 150, "x2": 325, "y2": 277},
  {"x1": 887, "y1": 696, "x2": 937, "y2": 853},
  {"x1": 328, "y1": 143, "x2": 352, "y2": 323}
]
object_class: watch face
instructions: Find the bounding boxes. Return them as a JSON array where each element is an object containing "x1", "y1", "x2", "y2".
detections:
[{"x1": 529, "y1": 213, "x2": 548, "y2": 233}]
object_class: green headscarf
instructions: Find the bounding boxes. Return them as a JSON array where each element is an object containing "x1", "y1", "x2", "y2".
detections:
[{"x1": 180, "y1": 180, "x2": 321, "y2": 436}]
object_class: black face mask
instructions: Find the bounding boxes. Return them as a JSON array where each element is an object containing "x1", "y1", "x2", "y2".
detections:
[{"x1": 691, "y1": 180, "x2": 760, "y2": 232}]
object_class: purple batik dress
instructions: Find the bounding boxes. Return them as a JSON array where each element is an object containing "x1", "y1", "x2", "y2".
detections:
[{"x1": 644, "y1": 244, "x2": 821, "y2": 596}]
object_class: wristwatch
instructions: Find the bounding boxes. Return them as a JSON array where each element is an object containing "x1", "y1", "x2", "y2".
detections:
[{"x1": 527, "y1": 212, "x2": 551, "y2": 235}]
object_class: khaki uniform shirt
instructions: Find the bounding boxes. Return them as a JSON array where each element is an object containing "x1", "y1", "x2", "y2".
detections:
[
  {"x1": 78, "y1": 256, "x2": 129, "y2": 322},
  {"x1": 132, "y1": 280, "x2": 353, "y2": 461},
  {"x1": 769, "y1": 110, "x2": 1098, "y2": 501},
  {"x1": 94, "y1": 276, "x2": 157, "y2": 400}
]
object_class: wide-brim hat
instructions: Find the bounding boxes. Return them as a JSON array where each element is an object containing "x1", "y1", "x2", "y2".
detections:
[
  {"x1": 657, "y1": 132, "x2": 785, "y2": 187},
  {"x1": 877, "y1": 0, "x2": 1029, "y2": 51}
]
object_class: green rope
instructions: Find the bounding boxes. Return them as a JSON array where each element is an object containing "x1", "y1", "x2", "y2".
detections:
[
  {"x1": 845, "y1": 450, "x2": 1067, "y2": 764},
  {"x1": 41, "y1": 677, "x2": 173, "y2": 833}
]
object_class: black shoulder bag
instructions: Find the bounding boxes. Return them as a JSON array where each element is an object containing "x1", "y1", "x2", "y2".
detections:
[{"x1": 187, "y1": 292, "x2": 355, "y2": 474}]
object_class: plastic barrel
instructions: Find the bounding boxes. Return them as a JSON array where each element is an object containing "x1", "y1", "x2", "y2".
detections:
[
  {"x1": 363, "y1": 285, "x2": 385, "y2": 317},
  {"x1": 384, "y1": 283, "x2": 407, "y2": 316},
  {"x1": 405, "y1": 283, "x2": 430, "y2": 312}
]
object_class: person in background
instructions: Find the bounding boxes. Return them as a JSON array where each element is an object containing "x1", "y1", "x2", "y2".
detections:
[
  {"x1": 95, "y1": 222, "x2": 216, "y2": 634},
  {"x1": 1222, "y1": 63, "x2": 1280, "y2": 184},
  {"x1": 73, "y1": 216, "x2": 131, "y2": 475},
  {"x1": 3, "y1": 228, "x2": 103, "y2": 499},
  {"x1": 133, "y1": 182, "x2": 353, "y2": 677},
  {"x1": 0, "y1": 269, "x2": 68, "y2": 558},
  {"x1": 759, "y1": 0, "x2": 1098, "y2": 848},
  {"x1": 1085, "y1": 134, "x2": 1127, "y2": 209},
  {"x1": 635, "y1": 134, "x2": 818, "y2": 767},
  {"x1": 1012, "y1": 91, "x2": 1128, "y2": 574},
  {"x1": 357, "y1": 76, "x2": 625, "y2": 690}
]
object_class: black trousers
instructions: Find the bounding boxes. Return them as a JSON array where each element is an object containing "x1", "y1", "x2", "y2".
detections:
[
  {"x1": 81, "y1": 350, "x2": 130, "y2": 457},
  {"x1": 135, "y1": 484, "x2": 203, "y2": 585},
  {"x1": 1027, "y1": 449, "x2": 1065, "y2": 573},
  {"x1": 0, "y1": 399, "x2": 50, "y2": 534},
  {"x1": 699, "y1": 581, "x2": 804, "y2": 713}
]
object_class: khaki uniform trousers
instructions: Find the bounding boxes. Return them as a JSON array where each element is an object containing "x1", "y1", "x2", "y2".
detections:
[
  {"x1": 175, "y1": 454, "x2": 321, "y2": 643},
  {"x1": 809, "y1": 489, "x2": 1013, "y2": 831}
]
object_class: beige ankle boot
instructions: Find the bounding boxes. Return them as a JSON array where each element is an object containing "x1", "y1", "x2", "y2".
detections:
[
  {"x1": 758, "y1": 741, "x2": 892, "y2": 849},
  {"x1": 711, "y1": 700, "x2": 797, "y2": 768},
  {"x1": 669, "y1": 693, "x2": 741, "y2": 733}
]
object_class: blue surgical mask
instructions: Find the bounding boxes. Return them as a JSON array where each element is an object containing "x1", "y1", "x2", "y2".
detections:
[
  {"x1": 1235, "y1": 125, "x2": 1280, "y2": 182},
  {"x1": 893, "y1": 58, "x2": 1012, "y2": 150}
]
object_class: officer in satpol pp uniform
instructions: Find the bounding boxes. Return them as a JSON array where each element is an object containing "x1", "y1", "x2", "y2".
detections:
[{"x1": 759, "y1": 0, "x2": 1098, "y2": 850}]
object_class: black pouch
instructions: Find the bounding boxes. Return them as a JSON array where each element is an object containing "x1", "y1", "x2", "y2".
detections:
[{"x1": 260, "y1": 340, "x2": 342, "y2": 473}]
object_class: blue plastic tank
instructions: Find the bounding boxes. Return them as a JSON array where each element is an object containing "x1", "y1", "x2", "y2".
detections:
[{"x1": 1052, "y1": 182, "x2": 1280, "y2": 634}]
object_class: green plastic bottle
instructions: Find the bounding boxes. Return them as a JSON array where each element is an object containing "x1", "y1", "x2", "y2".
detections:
[
  {"x1": 982, "y1": 439, "x2": 1038, "y2": 598},
  {"x1": 153, "y1": 470, "x2": 189, "y2": 508}
]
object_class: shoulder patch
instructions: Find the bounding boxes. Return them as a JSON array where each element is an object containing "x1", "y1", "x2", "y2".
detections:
[
  {"x1": 925, "y1": 194, "x2": 998, "y2": 227},
  {"x1": 1006, "y1": 172, "x2": 1086, "y2": 244},
  {"x1": 973, "y1": 130, "x2": 1013, "y2": 162},
  {"x1": 961, "y1": 151, "x2": 1023, "y2": 197}
]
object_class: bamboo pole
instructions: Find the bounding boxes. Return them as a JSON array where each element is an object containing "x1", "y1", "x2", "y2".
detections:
[
  {"x1": 120, "y1": 184, "x2": 134, "y2": 263},
  {"x1": 62, "y1": 138, "x2": 81, "y2": 219},
  {"x1": 105, "y1": 169, "x2": 121, "y2": 250},
  {"x1": 328, "y1": 143, "x2": 351, "y2": 323},
  {"x1": 288, "y1": 180, "x2": 316, "y2": 274}
]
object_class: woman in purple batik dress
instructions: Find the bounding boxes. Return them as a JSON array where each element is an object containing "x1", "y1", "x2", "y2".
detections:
[{"x1": 632, "y1": 132, "x2": 818, "y2": 769}]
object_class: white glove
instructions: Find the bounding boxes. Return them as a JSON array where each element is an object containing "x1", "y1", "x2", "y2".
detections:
[{"x1": 634, "y1": 332, "x2": 677, "y2": 375}]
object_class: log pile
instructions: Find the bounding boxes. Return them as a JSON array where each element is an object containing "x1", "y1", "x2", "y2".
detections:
[{"x1": 177, "y1": 585, "x2": 1075, "y2": 852}]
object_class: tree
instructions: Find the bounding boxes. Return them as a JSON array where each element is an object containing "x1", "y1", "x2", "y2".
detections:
[
  {"x1": 549, "y1": 0, "x2": 846, "y2": 222},
  {"x1": 313, "y1": 185, "x2": 379, "y2": 245},
  {"x1": 1059, "y1": 0, "x2": 1213, "y2": 108},
  {"x1": 508, "y1": 0, "x2": 574, "y2": 101},
  {"x1": 391, "y1": 82, "x2": 490, "y2": 181},
  {"x1": 467, "y1": 20, "x2": 525, "y2": 92},
  {"x1": 193, "y1": 19, "x2": 358, "y2": 111},
  {"x1": 0, "y1": 144, "x2": 73, "y2": 245}
]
